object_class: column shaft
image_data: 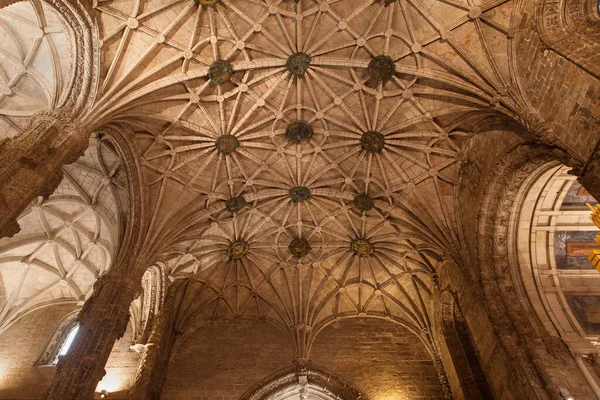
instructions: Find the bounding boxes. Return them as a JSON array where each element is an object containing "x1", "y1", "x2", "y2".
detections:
[
  {"x1": 128, "y1": 280, "x2": 187, "y2": 400},
  {"x1": 44, "y1": 273, "x2": 141, "y2": 400},
  {"x1": 0, "y1": 110, "x2": 88, "y2": 238}
]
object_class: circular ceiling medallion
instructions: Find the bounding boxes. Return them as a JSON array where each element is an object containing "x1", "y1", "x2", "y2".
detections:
[
  {"x1": 351, "y1": 239, "x2": 374, "y2": 258},
  {"x1": 285, "y1": 121, "x2": 313, "y2": 144},
  {"x1": 196, "y1": 0, "x2": 218, "y2": 5},
  {"x1": 225, "y1": 196, "x2": 247, "y2": 212},
  {"x1": 215, "y1": 135, "x2": 239, "y2": 155},
  {"x1": 286, "y1": 52, "x2": 311, "y2": 77},
  {"x1": 289, "y1": 238, "x2": 311, "y2": 258},
  {"x1": 354, "y1": 194, "x2": 374, "y2": 212},
  {"x1": 360, "y1": 131, "x2": 385, "y2": 153},
  {"x1": 368, "y1": 55, "x2": 396, "y2": 81},
  {"x1": 289, "y1": 186, "x2": 311, "y2": 203},
  {"x1": 227, "y1": 241, "x2": 249, "y2": 259},
  {"x1": 208, "y1": 59, "x2": 234, "y2": 84}
]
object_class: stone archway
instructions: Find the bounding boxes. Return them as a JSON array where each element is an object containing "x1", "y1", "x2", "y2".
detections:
[{"x1": 240, "y1": 366, "x2": 364, "y2": 400}]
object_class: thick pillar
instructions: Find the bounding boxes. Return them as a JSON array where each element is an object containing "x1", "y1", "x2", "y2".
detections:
[
  {"x1": 574, "y1": 142, "x2": 600, "y2": 203},
  {"x1": 433, "y1": 354, "x2": 454, "y2": 400},
  {"x1": 0, "y1": 110, "x2": 88, "y2": 238},
  {"x1": 44, "y1": 272, "x2": 141, "y2": 400},
  {"x1": 128, "y1": 280, "x2": 188, "y2": 400}
]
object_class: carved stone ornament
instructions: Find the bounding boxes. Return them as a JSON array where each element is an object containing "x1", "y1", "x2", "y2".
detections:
[
  {"x1": 289, "y1": 238, "x2": 311, "y2": 258},
  {"x1": 360, "y1": 131, "x2": 385, "y2": 153},
  {"x1": 227, "y1": 241, "x2": 249, "y2": 259},
  {"x1": 286, "y1": 52, "x2": 311, "y2": 77},
  {"x1": 368, "y1": 55, "x2": 396, "y2": 81},
  {"x1": 208, "y1": 59, "x2": 234, "y2": 84},
  {"x1": 285, "y1": 121, "x2": 313, "y2": 144},
  {"x1": 289, "y1": 186, "x2": 311, "y2": 203},
  {"x1": 353, "y1": 193, "x2": 374, "y2": 212},
  {"x1": 215, "y1": 134, "x2": 239, "y2": 155},
  {"x1": 351, "y1": 239, "x2": 374, "y2": 257},
  {"x1": 225, "y1": 196, "x2": 247, "y2": 212},
  {"x1": 195, "y1": 0, "x2": 218, "y2": 6}
]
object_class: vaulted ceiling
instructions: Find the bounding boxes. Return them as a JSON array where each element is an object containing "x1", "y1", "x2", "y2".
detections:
[
  {"x1": 0, "y1": 0, "x2": 76, "y2": 139},
  {"x1": 1, "y1": 0, "x2": 521, "y2": 355},
  {"x1": 0, "y1": 136, "x2": 128, "y2": 333}
]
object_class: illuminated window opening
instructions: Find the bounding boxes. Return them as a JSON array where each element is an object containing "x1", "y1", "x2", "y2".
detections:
[{"x1": 53, "y1": 324, "x2": 79, "y2": 364}]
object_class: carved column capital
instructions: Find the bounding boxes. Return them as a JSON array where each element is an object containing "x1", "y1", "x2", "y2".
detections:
[{"x1": 0, "y1": 110, "x2": 91, "y2": 239}]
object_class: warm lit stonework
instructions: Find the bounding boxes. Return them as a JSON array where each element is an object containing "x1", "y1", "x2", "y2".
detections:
[{"x1": 1, "y1": 0, "x2": 600, "y2": 399}]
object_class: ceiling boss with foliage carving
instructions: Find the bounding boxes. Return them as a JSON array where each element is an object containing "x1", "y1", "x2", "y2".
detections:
[{"x1": 89, "y1": 0, "x2": 516, "y2": 357}]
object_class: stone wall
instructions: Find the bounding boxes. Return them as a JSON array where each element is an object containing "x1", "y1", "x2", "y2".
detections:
[
  {"x1": 0, "y1": 303, "x2": 140, "y2": 400},
  {"x1": 0, "y1": 305, "x2": 75, "y2": 399},
  {"x1": 515, "y1": 0, "x2": 600, "y2": 161},
  {"x1": 310, "y1": 318, "x2": 444, "y2": 399},
  {"x1": 161, "y1": 318, "x2": 294, "y2": 400}
]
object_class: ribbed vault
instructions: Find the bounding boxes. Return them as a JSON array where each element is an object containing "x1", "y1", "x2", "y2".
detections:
[
  {"x1": 0, "y1": 0, "x2": 76, "y2": 139},
  {"x1": 0, "y1": 136, "x2": 129, "y2": 333},
  {"x1": 87, "y1": 0, "x2": 520, "y2": 356}
]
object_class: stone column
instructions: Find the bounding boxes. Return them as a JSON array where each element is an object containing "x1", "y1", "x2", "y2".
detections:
[
  {"x1": 43, "y1": 272, "x2": 141, "y2": 400},
  {"x1": 0, "y1": 110, "x2": 88, "y2": 238},
  {"x1": 574, "y1": 147, "x2": 600, "y2": 203},
  {"x1": 128, "y1": 279, "x2": 188, "y2": 400},
  {"x1": 433, "y1": 354, "x2": 454, "y2": 400}
]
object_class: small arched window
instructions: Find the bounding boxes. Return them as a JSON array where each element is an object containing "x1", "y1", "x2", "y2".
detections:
[
  {"x1": 53, "y1": 324, "x2": 79, "y2": 364},
  {"x1": 36, "y1": 316, "x2": 80, "y2": 366}
]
